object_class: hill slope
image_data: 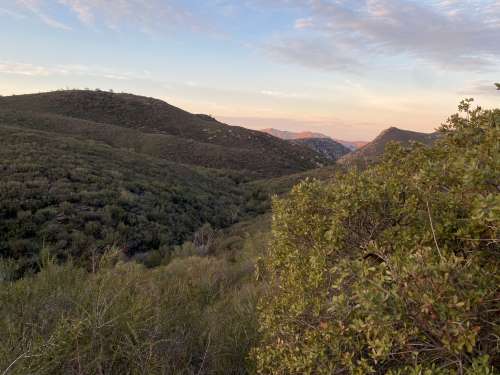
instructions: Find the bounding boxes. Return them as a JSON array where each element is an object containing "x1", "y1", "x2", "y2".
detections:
[
  {"x1": 289, "y1": 138, "x2": 351, "y2": 161},
  {"x1": 0, "y1": 91, "x2": 329, "y2": 177},
  {"x1": 0, "y1": 123, "x2": 264, "y2": 271},
  {"x1": 339, "y1": 127, "x2": 439, "y2": 166}
]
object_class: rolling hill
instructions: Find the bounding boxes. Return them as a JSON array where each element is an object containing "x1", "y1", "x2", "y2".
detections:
[
  {"x1": 2, "y1": 90, "x2": 325, "y2": 271},
  {"x1": 339, "y1": 127, "x2": 440, "y2": 166},
  {"x1": 0, "y1": 90, "x2": 329, "y2": 178}
]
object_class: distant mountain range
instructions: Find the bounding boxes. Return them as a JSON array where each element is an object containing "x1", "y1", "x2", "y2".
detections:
[{"x1": 260, "y1": 128, "x2": 368, "y2": 150}]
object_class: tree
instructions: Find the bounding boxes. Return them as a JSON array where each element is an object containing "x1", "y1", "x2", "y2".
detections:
[
  {"x1": 495, "y1": 82, "x2": 500, "y2": 90},
  {"x1": 253, "y1": 100, "x2": 500, "y2": 374}
]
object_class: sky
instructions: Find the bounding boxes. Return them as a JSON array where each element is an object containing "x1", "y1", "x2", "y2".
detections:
[{"x1": 0, "y1": 0, "x2": 499, "y2": 140}]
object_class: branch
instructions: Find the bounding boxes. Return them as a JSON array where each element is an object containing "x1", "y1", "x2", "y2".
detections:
[{"x1": 426, "y1": 201, "x2": 443, "y2": 261}]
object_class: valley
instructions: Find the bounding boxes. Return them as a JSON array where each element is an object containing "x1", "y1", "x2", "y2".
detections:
[{"x1": 0, "y1": 91, "x2": 498, "y2": 374}]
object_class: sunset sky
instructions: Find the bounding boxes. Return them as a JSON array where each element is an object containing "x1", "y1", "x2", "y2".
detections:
[{"x1": 1, "y1": 0, "x2": 499, "y2": 140}]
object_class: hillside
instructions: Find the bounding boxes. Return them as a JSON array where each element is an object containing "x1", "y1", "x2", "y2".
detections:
[
  {"x1": 0, "y1": 123, "x2": 266, "y2": 273},
  {"x1": 289, "y1": 138, "x2": 351, "y2": 161},
  {"x1": 339, "y1": 126, "x2": 440, "y2": 166},
  {"x1": 0, "y1": 90, "x2": 329, "y2": 178},
  {"x1": 260, "y1": 127, "x2": 367, "y2": 150}
]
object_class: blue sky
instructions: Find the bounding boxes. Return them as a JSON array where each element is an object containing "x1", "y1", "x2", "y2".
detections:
[{"x1": 1, "y1": 0, "x2": 499, "y2": 140}]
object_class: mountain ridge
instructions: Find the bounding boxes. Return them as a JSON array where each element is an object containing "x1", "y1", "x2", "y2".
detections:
[{"x1": 0, "y1": 90, "x2": 331, "y2": 178}]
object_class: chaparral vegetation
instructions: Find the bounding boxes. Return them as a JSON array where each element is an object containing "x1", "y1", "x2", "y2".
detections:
[{"x1": 1, "y1": 98, "x2": 498, "y2": 374}]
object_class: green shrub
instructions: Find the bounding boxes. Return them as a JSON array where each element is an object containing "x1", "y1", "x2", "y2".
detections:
[
  {"x1": 253, "y1": 101, "x2": 499, "y2": 374},
  {"x1": 0, "y1": 251, "x2": 259, "y2": 374}
]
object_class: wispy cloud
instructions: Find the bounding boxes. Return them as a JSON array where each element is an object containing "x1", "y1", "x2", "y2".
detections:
[
  {"x1": 0, "y1": 61, "x2": 152, "y2": 80},
  {"x1": 14, "y1": 0, "x2": 209, "y2": 33},
  {"x1": 264, "y1": 36, "x2": 363, "y2": 72},
  {"x1": 458, "y1": 80, "x2": 500, "y2": 96},
  {"x1": 260, "y1": 90, "x2": 312, "y2": 99},
  {"x1": 0, "y1": 7, "x2": 26, "y2": 19},
  {"x1": 264, "y1": 0, "x2": 500, "y2": 72},
  {"x1": 294, "y1": 17, "x2": 313, "y2": 29},
  {"x1": 15, "y1": 0, "x2": 72, "y2": 30},
  {"x1": 0, "y1": 61, "x2": 51, "y2": 76}
]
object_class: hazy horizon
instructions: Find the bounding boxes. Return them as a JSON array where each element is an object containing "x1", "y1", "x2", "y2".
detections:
[{"x1": 1, "y1": 0, "x2": 499, "y2": 140}]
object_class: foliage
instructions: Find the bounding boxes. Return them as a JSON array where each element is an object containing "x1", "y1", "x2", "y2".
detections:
[
  {"x1": 253, "y1": 101, "x2": 499, "y2": 374},
  {"x1": 0, "y1": 124, "x2": 265, "y2": 274},
  {"x1": 0, "y1": 212, "x2": 271, "y2": 374},
  {"x1": 0, "y1": 249, "x2": 260, "y2": 374}
]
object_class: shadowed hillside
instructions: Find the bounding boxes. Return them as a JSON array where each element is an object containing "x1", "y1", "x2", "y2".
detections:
[
  {"x1": 0, "y1": 90, "x2": 329, "y2": 178},
  {"x1": 289, "y1": 138, "x2": 351, "y2": 161},
  {"x1": 0, "y1": 123, "x2": 266, "y2": 273}
]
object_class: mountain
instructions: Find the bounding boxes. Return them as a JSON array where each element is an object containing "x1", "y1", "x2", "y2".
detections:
[
  {"x1": 260, "y1": 127, "x2": 367, "y2": 150},
  {"x1": 1, "y1": 90, "x2": 332, "y2": 270},
  {"x1": 339, "y1": 127, "x2": 440, "y2": 166},
  {"x1": 0, "y1": 90, "x2": 330, "y2": 178},
  {"x1": 289, "y1": 138, "x2": 351, "y2": 161}
]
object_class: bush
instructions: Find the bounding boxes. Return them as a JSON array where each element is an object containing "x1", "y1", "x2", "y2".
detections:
[
  {"x1": 0, "y1": 250, "x2": 259, "y2": 374},
  {"x1": 252, "y1": 101, "x2": 499, "y2": 374}
]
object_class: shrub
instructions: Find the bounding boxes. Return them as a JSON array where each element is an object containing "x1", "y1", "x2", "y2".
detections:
[
  {"x1": 0, "y1": 251, "x2": 259, "y2": 374},
  {"x1": 252, "y1": 101, "x2": 499, "y2": 374}
]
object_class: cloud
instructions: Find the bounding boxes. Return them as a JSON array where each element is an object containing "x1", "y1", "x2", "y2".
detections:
[
  {"x1": 0, "y1": 61, "x2": 152, "y2": 80},
  {"x1": 260, "y1": 90, "x2": 312, "y2": 99},
  {"x1": 0, "y1": 7, "x2": 26, "y2": 19},
  {"x1": 458, "y1": 80, "x2": 500, "y2": 96},
  {"x1": 58, "y1": 0, "x2": 94, "y2": 25},
  {"x1": 0, "y1": 62, "x2": 51, "y2": 76},
  {"x1": 294, "y1": 17, "x2": 313, "y2": 29},
  {"x1": 14, "y1": 0, "x2": 208, "y2": 33},
  {"x1": 264, "y1": 36, "x2": 363, "y2": 72},
  {"x1": 265, "y1": 0, "x2": 500, "y2": 72},
  {"x1": 15, "y1": 0, "x2": 72, "y2": 30}
]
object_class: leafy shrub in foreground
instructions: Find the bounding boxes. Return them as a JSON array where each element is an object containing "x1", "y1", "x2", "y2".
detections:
[{"x1": 253, "y1": 101, "x2": 499, "y2": 374}]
